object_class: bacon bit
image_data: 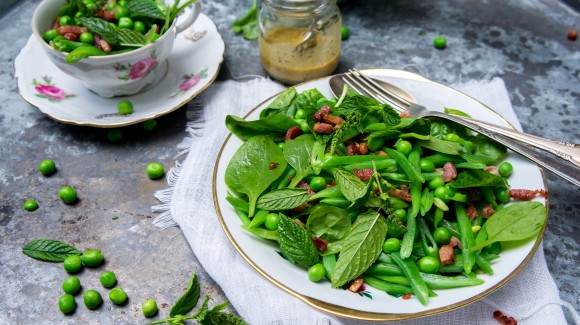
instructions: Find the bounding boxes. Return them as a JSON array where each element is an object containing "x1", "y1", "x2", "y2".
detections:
[
  {"x1": 312, "y1": 237, "x2": 328, "y2": 252},
  {"x1": 400, "y1": 184, "x2": 409, "y2": 193},
  {"x1": 297, "y1": 182, "x2": 316, "y2": 196},
  {"x1": 292, "y1": 203, "x2": 310, "y2": 214},
  {"x1": 161, "y1": 303, "x2": 169, "y2": 308},
  {"x1": 313, "y1": 105, "x2": 331, "y2": 122},
  {"x1": 293, "y1": 218, "x2": 306, "y2": 228},
  {"x1": 482, "y1": 204, "x2": 495, "y2": 218},
  {"x1": 358, "y1": 142, "x2": 369, "y2": 154},
  {"x1": 439, "y1": 245, "x2": 455, "y2": 265},
  {"x1": 312, "y1": 122, "x2": 334, "y2": 134},
  {"x1": 568, "y1": 29, "x2": 578, "y2": 41},
  {"x1": 389, "y1": 188, "x2": 412, "y2": 203},
  {"x1": 285, "y1": 126, "x2": 302, "y2": 141},
  {"x1": 353, "y1": 168, "x2": 374, "y2": 182},
  {"x1": 52, "y1": 17, "x2": 61, "y2": 30},
  {"x1": 402, "y1": 293, "x2": 412, "y2": 300},
  {"x1": 484, "y1": 165, "x2": 500, "y2": 176},
  {"x1": 57, "y1": 26, "x2": 88, "y2": 35},
  {"x1": 449, "y1": 236, "x2": 461, "y2": 249},
  {"x1": 467, "y1": 188, "x2": 479, "y2": 200},
  {"x1": 346, "y1": 142, "x2": 359, "y2": 156},
  {"x1": 63, "y1": 33, "x2": 79, "y2": 41},
  {"x1": 348, "y1": 277, "x2": 364, "y2": 293},
  {"x1": 441, "y1": 162, "x2": 458, "y2": 182},
  {"x1": 400, "y1": 110, "x2": 411, "y2": 118},
  {"x1": 94, "y1": 34, "x2": 112, "y2": 52},
  {"x1": 493, "y1": 310, "x2": 518, "y2": 325},
  {"x1": 269, "y1": 162, "x2": 279, "y2": 170},
  {"x1": 466, "y1": 202, "x2": 479, "y2": 220},
  {"x1": 509, "y1": 189, "x2": 548, "y2": 201},
  {"x1": 323, "y1": 115, "x2": 344, "y2": 129}
]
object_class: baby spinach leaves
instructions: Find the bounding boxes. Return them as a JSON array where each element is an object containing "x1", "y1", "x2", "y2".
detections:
[
  {"x1": 22, "y1": 239, "x2": 81, "y2": 262},
  {"x1": 305, "y1": 206, "x2": 351, "y2": 244},
  {"x1": 225, "y1": 115, "x2": 297, "y2": 141},
  {"x1": 232, "y1": 0, "x2": 259, "y2": 40},
  {"x1": 331, "y1": 210, "x2": 387, "y2": 288},
  {"x1": 470, "y1": 201, "x2": 546, "y2": 251},
  {"x1": 225, "y1": 135, "x2": 287, "y2": 217},
  {"x1": 284, "y1": 134, "x2": 315, "y2": 187},
  {"x1": 278, "y1": 215, "x2": 319, "y2": 267},
  {"x1": 170, "y1": 273, "x2": 201, "y2": 317},
  {"x1": 333, "y1": 168, "x2": 371, "y2": 203}
]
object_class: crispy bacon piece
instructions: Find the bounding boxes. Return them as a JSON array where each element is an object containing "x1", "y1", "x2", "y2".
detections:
[
  {"x1": 52, "y1": 17, "x2": 61, "y2": 30},
  {"x1": 94, "y1": 34, "x2": 112, "y2": 52},
  {"x1": 484, "y1": 165, "x2": 500, "y2": 176},
  {"x1": 292, "y1": 203, "x2": 310, "y2": 214},
  {"x1": 297, "y1": 182, "x2": 316, "y2": 196},
  {"x1": 442, "y1": 162, "x2": 458, "y2": 182},
  {"x1": 509, "y1": 189, "x2": 548, "y2": 201},
  {"x1": 354, "y1": 168, "x2": 374, "y2": 182},
  {"x1": 312, "y1": 237, "x2": 327, "y2": 252},
  {"x1": 285, "y1": 126, "x2": 302, "y2": 142},
  {"x1": 269, "y1": 162, "x2": 279, "y2": 170},
  {"x1": 449, "y1": 236, "x2": 461, "y2": 249},
  {"x1": 348, "y1": 277, "x2": 364, "y2": 293},
  {"x1": 400, "y1": 110, "x2": 411, "y2": 118},
  {"x1": 482, "y1": 204, "x2": 495, "y2": 218},
  {"x1": 313, "y1": 105, "x2": 331, "y2": 122},
  {"x1": 466, "y1": 202, "x2": 478, "y2": 220},
  {"x1": 63, "y1": 33, "x2": 78, "y2": 41},
  {"x1": 402, "y1": 293, "x2": 412, "y2": 300},
  {"x1": 493, "y1": 310, "x2": 518, "y2": 325},
  {"x1": 312, "y1": 122, "x2": 334, "y2": 134},
  {"x1": 358, "y1": 143, "x2": 369, "y2": 154},
  {"x1": 57, "y1": 26, "x2": 88, "y2": 35},
  {"x1": 375, "y1": 150, "x2": 388, "y2": 156},
  {"x1": 439, "y1": 245, "x2": 455, "y2": 265},
  {"x1": 323, "y1": 114, "x2": 344, "y2": 129},
  {"x1": 389, "y1": 188, "x2": 412, "y2": 203}
]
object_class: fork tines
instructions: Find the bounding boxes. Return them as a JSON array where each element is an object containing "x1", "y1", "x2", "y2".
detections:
[{"x1": 342, "y1": 69, "x2": 410, "y2": 112}]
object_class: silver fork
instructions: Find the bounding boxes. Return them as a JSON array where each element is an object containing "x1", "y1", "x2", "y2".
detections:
[{"x1": 340, "y1": 68, "x2": 580, "y2": 187}]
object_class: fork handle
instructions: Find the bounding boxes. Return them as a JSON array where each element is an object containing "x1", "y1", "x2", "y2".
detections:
[{"x1": 426, "y1": 111, "x2": 580, "y2": 187}]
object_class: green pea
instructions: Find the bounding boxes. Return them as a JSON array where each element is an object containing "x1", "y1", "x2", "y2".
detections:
[
  {"x1": 83, "y1": 290, "x2": 102, "y2": 310},
  {"x1": 63, "y1": 255, "x2": 83, "y2": 274},
  {"x1": 392, "y1": 208, "x2": 407, "y2": 222},
  {"x1": 58, "y1": 186, "x2": 78, "y2": 204},
  {"x1": 134, "y1": 21, "x2": 146, "y2": 34},
  {"x1": 463, "y1": 140, "x2": 475, "y2": 153},
  {"x1": 59, "y1": 15, "x2": 74, "y2": 26},
  {"x1": 141, "y1": 119, "x2": 157, "y2": 132},
  {"x1": 118, "y1": 17, "x2": 134, "y2": 29},
  {"x1": 43, "y1": 29, "x2": 59, "y2": 42},
  {"x1": 419, "y1": 159, "x2": 435, "y2": 172},
  {"x1": 109, "y1": 287, "x2": 128, "y2": 305},
  {"x1": 58, "y1": 294, "x2": 76, "y2": 314},
  {"x1": 297, "y1": 120, "x2": 310, "y2": 133},
  {"x1": 117, "y1": 100, "x2": 133, "y2": 115},
  {"x1": 444, "y1": 133, "x2": 461, "y2": 143},
  {"x1": 106, "y1": 1, "x2": 117, "y2": 10},
  {"x1": 100, "y1": 271, "x2": 117, "y2": 288},
  {"x1": 341, "y1": 25, "x2": 350, "y2": 40},
  {"x1": 108, "y1": 129, "x2": 123, "y2": 142},
  {"x1": 146, "y1": 162, "x2": 164, "y2": 179},
  {"x1": 23, "y1": 199, "x2": 39, "y2": 211},
  {"x1": 309, "y1": 177, "x2": 326, "y2": 192},
  {"x1": 294, "y1": 109, "x2": 306, "y2": 120},
  {"x1": 307, "y1": 263, "x2": 325, "y2": 282},
  {"x1": 394, "y1": 140, "x2": 412, "y2": 156},
  {"x1": 433, "y1": 227, "x2": 451, "y2": 245},
  {"x1": 277, "y1": 142, "x2": 285, "y2": 150},
  {"x1": 62, "y1": 276, "x2": 81, "y2": 295},
  {"x1": 114, "y1": 6, "x2": 129, "y2": 19},
  {"x1": 434, "y1": 186, "x2": 453, "y2": 201},
  {"x1": 81, "y1": 249, "x2": 104, "y2": 267},
  {"x1": 418, "y1": 256, "x2": 440, "y2": 273},
  {"x1": 498, "y1": 162, "x2": 513, "y2": 177},
  {"x1": 434, "y1": 35, "x2": 447, "y2": 49},
  {"x1": 428, "y1": 176, "x2": 445, "y2": 190},
  {"x1": 142, "y1": 299, "x2": 158, "y2": 317},
  {"x1": 264, "y1": 213, "x2": 279, "y2": 231},
  {"x1": 79, "y1": 32, "x2": 94, "y2": 44},
  {"x1": 118, "y1": 0, "x2": 127, "y2": 6},
  {"x1": 382, "y1": 238, "x2": 401, "y2": 253},
  {"x1": 495, "y1": 187, "x2": 510, "y2": 204},
  {"x1": 39, "y1": 159, "x2": 57, "y2": 176}
]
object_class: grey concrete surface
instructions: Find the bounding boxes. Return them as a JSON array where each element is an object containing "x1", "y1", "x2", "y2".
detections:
[{"x1": 1, "y1": 0, "x2": 578, "y2": 324}]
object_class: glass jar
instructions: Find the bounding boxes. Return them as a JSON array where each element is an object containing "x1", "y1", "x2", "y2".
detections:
[{"x1": 259, "y1": 0, "x2": 342, "y2": 85}]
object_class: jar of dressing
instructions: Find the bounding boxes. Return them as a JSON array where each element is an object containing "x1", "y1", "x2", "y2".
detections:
[{"x1": 259, "y1": 0, "x2": 342, "y2": 85}]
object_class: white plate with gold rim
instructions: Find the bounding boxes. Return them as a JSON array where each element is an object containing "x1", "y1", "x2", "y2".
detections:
[
  {"x1": 213, "y1": 69, "x2": 548, "y2": 321},
  {"x1": 14, "y1": 13, "x2": 224, "y2": 128}
]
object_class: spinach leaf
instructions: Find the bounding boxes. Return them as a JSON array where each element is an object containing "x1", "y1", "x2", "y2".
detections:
[
  {"x1": 256, "y1": 188, "x2": 310, "y2": 210},
  {"x1": 278, "y1": 215, "x2": 319, "y2": 267},
  {"x1": 430, "y1": 119, "x2": 469, "y2": 140},
  {"x1": 232, "y1": 0, "x2": 259, "y2": 40},
  {"x1": 395, "y1": 117, "x2": 431, "y2": 136},
  {"x1": 126, "y1": 0, "x2": 166, "y2": 20},
  {"x1": 170, "y1": 272, "x2": 200, "y2": 317},
  {"x1": 333, "y1": 168, "x2": 370, "y2": 203},
  {"x1": 472, "y1": 134, "x2": 507, "y2": 161},
  {"x1": 77, "y1": 17, "x2": 119, "y2": 44},
  {"x1": 22, "y1": 239, "x2": 81, "y2": 262},
  {"x1": 225, "y1": 114, "x2": 298, "y2": 141},
  {"x1": 305, "y1": 206, "x2": 351, "y2": 243},
  {"x1": 225, "y1": 135, "x2": 287, "y2": 217},
  {"x1": 284, "y1": 134, "x2": 315, "y2": 187},
  {"x1": 418, "y1": 138, "x2": 465, "y2": 155},
  {"x1": 470, "y1": 202, "x2": 546, "y2": 251},
  {"x1": 447, "y1": 169, "x2": 507, "y2": 188},
  {"x1": 259, "y1": 88, "x2": 298, "y2": 118},
  {"x1": 331, "y1": 210, "x2": 387, "y2": 288}
]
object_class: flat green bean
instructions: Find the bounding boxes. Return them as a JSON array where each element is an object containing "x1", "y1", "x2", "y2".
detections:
[
  {"x1": 391, "y1": 252, "x2": 430, "y2": 305},
  {"x1": 455, "y1": 202, "x2": 476, "y2": 274}
]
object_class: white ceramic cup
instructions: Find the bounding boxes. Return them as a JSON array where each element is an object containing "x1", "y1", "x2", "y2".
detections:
[{"x1": 32, "y1": 0, "x2": 201, "y2": 98}]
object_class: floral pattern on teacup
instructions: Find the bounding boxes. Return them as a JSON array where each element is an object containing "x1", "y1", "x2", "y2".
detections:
[
  {"x1": 115, "y1": 50, "x2": 158, "y2": 81},
  {"x1": 32, "y1": 76, "x2": 75, "y2": 103},
  {"x1": 169, "y1": 68, "x2": 208, "y2": 98}
]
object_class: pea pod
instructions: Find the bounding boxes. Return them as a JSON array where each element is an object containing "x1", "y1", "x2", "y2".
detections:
[
  {"x1": 365, "y1": 262, "x2": 404, "y2": 276},
  {"x1": 344, "y1": 159, "x2": 397, "y2": 171},
  {"x1": 400, "y1": 206, "x2": 417, "y2": 259},
  {"x1": 481, "y1": 187, "x2": 498, "y2": 208},
  {"x1": 390, "y1": 252, "x2": 430, "y2": 305},
  {"x1": 322, "y1": 254, "x2": 336, "y2": 281},
  {"x1": 52, "y1": 39, "x2": 92, "y2": 52},
  {"x1": 234, "y1": 208, "x2": 251, "y2": 227},
  {"x1": 275, "y1": 167, "x2": 296, "y2": 189},
  {"x1": 418, "y1": 272, "x2": 484, "y2": 289},
  {"x1": 321, "y1": 154, "x2": 392, "y2": 168},
  {"x1": 475, "y1": 252, "x2": 494, "y2": 275},
  {"x1": 66, "y1": 45, "x2": 105, "y2": 63},
  {"x1": 309, "y1": 186, "x2": 345, "y2": 201},
  {"x1": 383, "y1": 148, "x2": 425, "y2": 183},
  {"x1": 364, "y1": 276, "x2": 413, "y2": 296},
  {"x1": 455, "y1": 202, "x2": 476, "y2": 274},
  {"x1": 433, "y1": 207, "x2": 444, "y2": 228},
  {"x1": 421, "y1": 153, "x2": 464, "y2": 166},
  {"x1": 439, "y1": 219, "x2": 461, "y2": 238},
  {"x1": 319, "y1": 198, "x2": 351, "y2": 209},
  {"x1": 249, "y1": 209, "x2": 268, "y2": 228},
  {"x1": 226, "y1": 193, "x2": 249, "y2": 214},
  {"x1": 241, "y1": 225, "x2": 278, "y2": 241}
]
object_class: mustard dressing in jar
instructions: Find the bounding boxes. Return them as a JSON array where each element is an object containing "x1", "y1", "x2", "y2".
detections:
[{"x1": 259, "y1": 0, "x2": 342, "y2": 84}]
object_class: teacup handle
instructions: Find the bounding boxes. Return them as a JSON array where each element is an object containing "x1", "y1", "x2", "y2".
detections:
[{"x1": 176, "y1": 1, "x2": 202, "y2": 34}]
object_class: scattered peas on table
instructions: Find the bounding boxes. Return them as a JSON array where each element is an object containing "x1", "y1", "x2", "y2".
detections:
[
  {"x1": 434, "y1": 35, "x2": 447, "y2": 49},
  {"x1": 62, "y1": 276, "x2": 81, "y2": 295},
  {"x1": 83, "y1": 290, "x2": 103, "y2": 310},
  {"x1": 100, "y1": 271, "x2": 117, "y2": 288},
  {"x1": 117, "y1": 100, "x2": 133, "y2": 115},
  {"x1": 109, "y1": 287, "x2": 128, "y2": 305},
  {"x1": 63, "y1": 255, "x2": 83, "y2": 274},
  {"x1": 146, "y1": 162, "x2": 164, "y2": 179},
  {"x1": 142, "y1": 299, "x2": 158, "y2": 317},
  {"x1": 81, "y1": 249, "x2": 104, "y2": 267},
  {"x1": 23, "y1": 199, "x2": 38, "y2": 211},
  {"x1": 58, "y1": 186, "x2": 78, "y2": 204},
  {"x1": 38, "y1": 159, "x2": 56, "y2": 176},
  {"x1": 58, "y1": 294, "x2": 76, "y2": 314},
  {"x1": 107, "y1": 129, "x2": 123, "y2": 142}
]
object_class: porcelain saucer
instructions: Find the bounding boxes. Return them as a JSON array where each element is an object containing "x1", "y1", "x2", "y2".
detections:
[{"x1": 14, "y1": 13, "x2": 224, "y2": 128}]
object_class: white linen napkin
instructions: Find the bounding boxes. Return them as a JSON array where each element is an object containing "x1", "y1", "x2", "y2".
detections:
[{"x1": 152, "y1": 77, "x2": 575, "y2": 324}]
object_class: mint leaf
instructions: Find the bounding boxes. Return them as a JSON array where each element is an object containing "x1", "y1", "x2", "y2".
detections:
[
  {"x1": 447, "y1": 169, "x2": 507, "y2": 188},
  {"x1": 333, "y1": 168, "x2": 370, "y2": 203},
  {"x1": 77, "y1": 17, "x2": 118, "y2": 44},
  {"x1": 278, "y1": 215, "x2": 319, "y2": 267},
  {"x1": 126, "y1": 0, "x2": 166, "y2": 20},
  {"x1": 256, "y1": 188, "x2": 310, "y2": 211},
  {"x1": 331, "y1": 210, "x2": 387, "y2": 288},
  {"x1": 116, "y1": 28, "x2": 147, "y2": 47},
  {"x1": 22, "y1": 239, "x2": 81, "y2": 262},
  {"x1": 170, "y1": 272, "x2": 200, "y2": 317},
  {"x1": 470, "y1": 202, "x2": 546, "y2": 251}
]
